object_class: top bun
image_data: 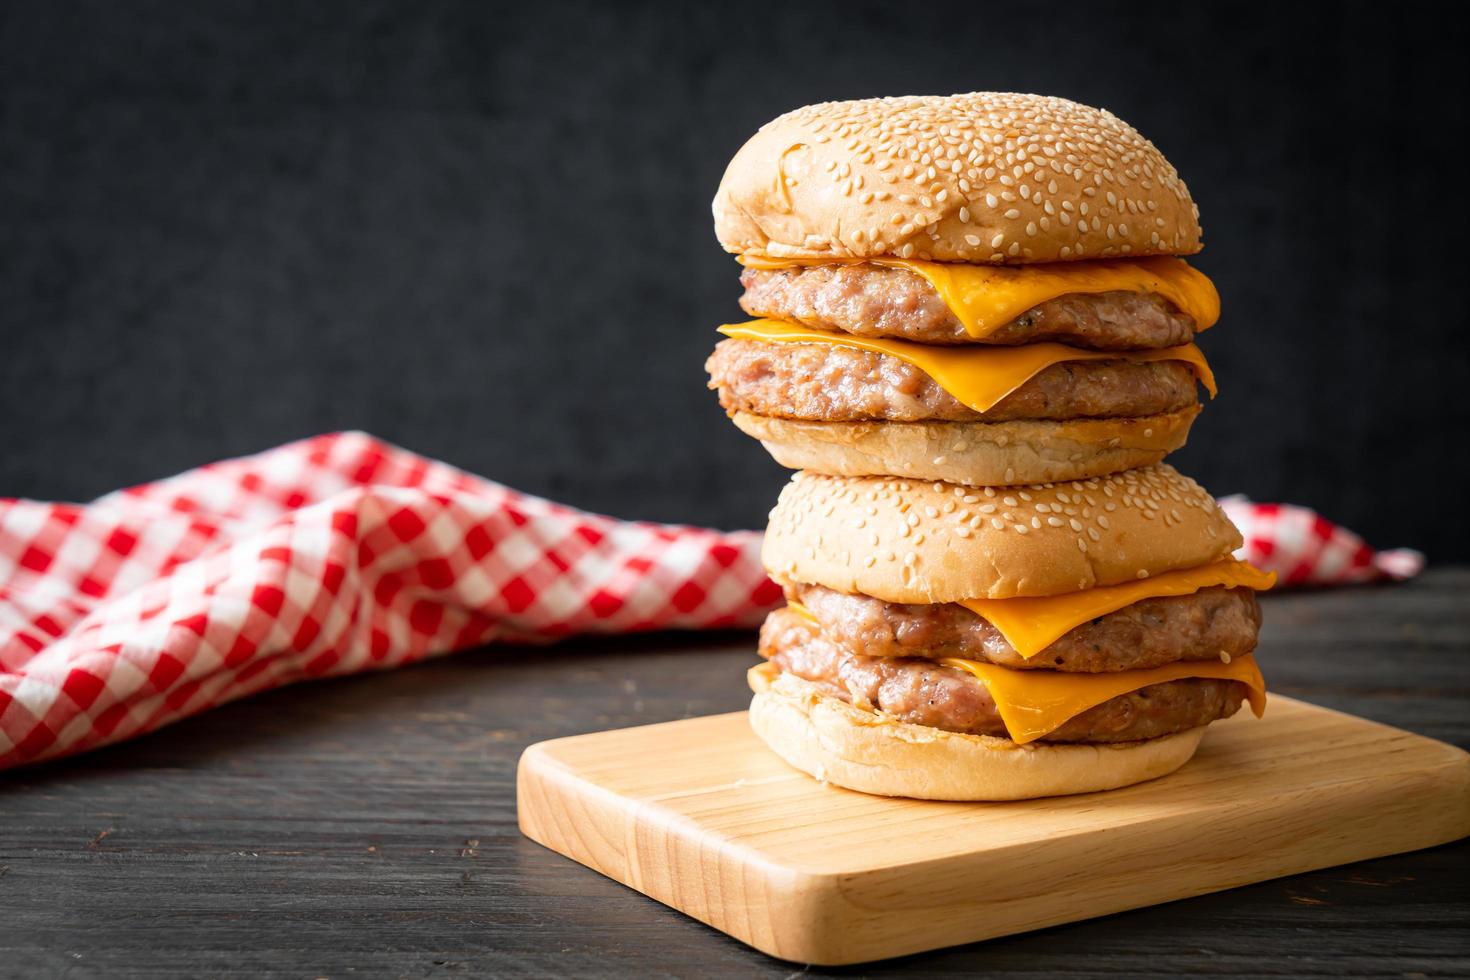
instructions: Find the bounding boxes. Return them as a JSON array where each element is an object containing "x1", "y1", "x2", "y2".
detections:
[
  {"x1": 714, "y1": 92, "x2": 1201, "y2": 264},
  {"x1": 763, "y1": 465, "x2": 1241, "y2": 601}
]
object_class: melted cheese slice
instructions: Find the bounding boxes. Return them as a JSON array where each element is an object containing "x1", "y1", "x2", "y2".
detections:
[
  {"x1": 785, "y1": 601, "x2": 819, "y2": 624},
  {"x1": 738, "y1": 255, "x2": 1220, "y2": 338},
  {"x1": 939, "y1": 654, "x2": 1267, "y2": 744},
  {"x1": 719, "y1": 319, "x2": 1216, "y2": 413},
  {"x1": 960, "y1": 560, "x2": 1277, "y2": 660}
]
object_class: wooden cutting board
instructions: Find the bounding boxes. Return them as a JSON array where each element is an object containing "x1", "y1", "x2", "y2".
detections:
[{"x1": 517, "y1": 696, "x2": 1470, "y2": 966}]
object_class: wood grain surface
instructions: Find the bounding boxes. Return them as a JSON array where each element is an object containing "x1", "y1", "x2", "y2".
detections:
[
  {"x1": 517, "y1": 699, "x2": 1470, "y2": 965},
  {"x1": 2, "y1": 569, "x2": 1468, "y2": 978}
]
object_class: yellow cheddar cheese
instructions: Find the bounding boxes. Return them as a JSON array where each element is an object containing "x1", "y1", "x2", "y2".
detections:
[
  {"x1": 737, "y1": 255, "x2": 1220, "y2": 338},
  {"x1": 718, "y1": 319, "x2": 1216, "y2": 414},
  {"x1": 960, "y1": 560, "x2": 1276, "y2": 659},
  {"x1": 940, "y1": 654, "x2": 1266, "y2": 744}
]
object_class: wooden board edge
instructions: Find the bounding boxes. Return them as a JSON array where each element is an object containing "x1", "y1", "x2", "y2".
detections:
[
  {"x1": 516, "y1": 738, "x2": 837, "y2": 959},
  {"x1": 517, "y1": 742, "x2": 627, "y2": 880},
  {"x1": 796, "y1": 745, "x2": 1470, "y2": 965},
  {"x1": 516, "y1": 711, "x2": 1470, "y2": 967}
]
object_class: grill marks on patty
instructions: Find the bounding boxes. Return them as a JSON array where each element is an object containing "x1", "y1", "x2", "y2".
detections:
[
  {"x1": 706, "y1": 338, "x2": 1201, "y2": 423},
  {"x1": 760, "y1": 609, "x2": 1247, "y2": 743},
  {"x1": 793, "y1": 583, "x2": 1262, "y2": 671},
  {"x1": 739, "y1": 264, "x2": 1198, "y2": 349}
]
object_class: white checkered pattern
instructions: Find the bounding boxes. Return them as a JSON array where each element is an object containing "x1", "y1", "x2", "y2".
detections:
[
  {"x1": 1220, "y1": 496, "x2": 1423, "y2": 586},
  {"x1": 0, "y1": 433, "x2": 1423, "y2": 770},
  {"x1": 0, "y1": 432, "x2": 778, "y2": 768}
]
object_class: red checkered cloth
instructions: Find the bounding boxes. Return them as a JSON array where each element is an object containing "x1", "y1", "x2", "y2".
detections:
[
  {"x1": 1219, "y1": 496, "x2": 1424, "y2": 586},
  {"x1": 0, "y1": 432, "x2": 778, "y2": 769},
  {"x1": 0, "y1": 434, "x2": 1424, "y2": 771}
]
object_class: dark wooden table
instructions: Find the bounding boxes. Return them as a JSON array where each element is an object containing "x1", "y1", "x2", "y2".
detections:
[{"x1": 3, "y1": 569, "x2": 1467, "y2": 978}]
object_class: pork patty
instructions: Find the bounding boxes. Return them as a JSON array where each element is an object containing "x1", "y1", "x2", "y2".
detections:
[
  {"x1": 740, "y1": 264, "x2": 1197, "y2": 349},
  {"x1": 793, "y1": 583, "x2": 1261, "y2": 672},
  {"x1": 707, "y1": 338, "x2": 1200, "y2": 423},
  {"x1": 760, "y1": 609, "x2": 1246, "y2": 743}
]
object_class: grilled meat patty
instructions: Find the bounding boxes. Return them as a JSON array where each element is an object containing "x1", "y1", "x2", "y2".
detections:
[
  {"x1": 739, "y1": 263, "x2": 1198, "y2": 349},
  {"x1": 707, "y1": 338, "x2": 1200, "y2": 423},
  {"x1": 759, "y1": 609, "x2": 1247, "y2": 743},
  {"x1": 791, "y1": 583, "x2": 1261, "y2": 671}
]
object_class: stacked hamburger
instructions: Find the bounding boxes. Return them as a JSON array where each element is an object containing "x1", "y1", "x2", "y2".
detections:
[{"x1": 706, "y1": 93, "x2": 1274, "y2": 800}]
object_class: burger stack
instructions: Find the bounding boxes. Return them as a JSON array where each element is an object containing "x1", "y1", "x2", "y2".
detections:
[{"x1": 704, "y1": 93, "x2": 1276, "y2": 800}]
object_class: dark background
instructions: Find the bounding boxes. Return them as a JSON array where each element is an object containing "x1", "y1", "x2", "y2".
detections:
[{"x1": 3, "y1": 1, "x2": 1467, "y2": 558}]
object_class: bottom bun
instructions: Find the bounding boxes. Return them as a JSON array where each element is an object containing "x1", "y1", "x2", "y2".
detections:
[
  {"x1": 732, "y1": 407, "x2": 1199, "y2": 486},
  {"x1": 747, "y1": 666, "x2": 1206, "y2": 801}
]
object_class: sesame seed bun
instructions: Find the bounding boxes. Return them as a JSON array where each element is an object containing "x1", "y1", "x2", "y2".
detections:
[
  {"x1": 747, "y1": 666, "x2": 1205, "y2": 801},
  {"x1": 714, "y1": 92, "x2": 1201, "y2": 264},
  {"x1": 763, "y1": 465, "x2": 1241, "y2": 601},
  {"x1": 731, "y1": 407, "x2": 1200, "y2": 487}
]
